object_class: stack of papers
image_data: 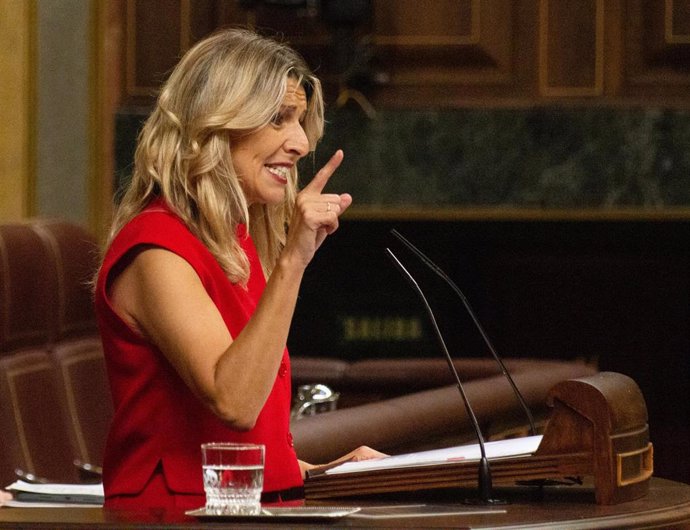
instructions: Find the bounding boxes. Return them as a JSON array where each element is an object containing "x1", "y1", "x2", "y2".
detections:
[
  {"x1": 3, "y1": 480, "x2": 104, "y2": 508},
  {"x1": 325, "y1": 435, "x2": 543, "y2": 475}
]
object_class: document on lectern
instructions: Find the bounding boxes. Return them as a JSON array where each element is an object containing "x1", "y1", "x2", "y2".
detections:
[
  {"x1": 3, "y1": 480, "x2": 104, "y2": 507},
  {"x1": 325, "y1": 435, "x2": 543, "y2": 475}
]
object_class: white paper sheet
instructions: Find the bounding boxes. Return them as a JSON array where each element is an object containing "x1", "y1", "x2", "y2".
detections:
[
  {"x1": 6, "y1": 480, "x2": 103, "y2": 497},
  {"x1": 3, "y1": 499, "x2": 102, "y2": 508},
  {"x1": 325, "y1": 435, "x2": 543, "y2": 475},
  {"x1": 3, "y1": 480, "x2": 104, "y2": 507}
]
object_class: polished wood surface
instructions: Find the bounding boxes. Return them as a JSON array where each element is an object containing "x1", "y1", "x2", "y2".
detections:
[{"x1": 1, "y1": 478, "x2": 689, "y2": 529}]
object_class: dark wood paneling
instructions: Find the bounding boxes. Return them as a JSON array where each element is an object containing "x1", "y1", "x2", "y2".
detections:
[
  {"x1": 369, "y1": 0, "x2": 522, "y2": 105},
  {"x1": 118, "y1": 0, "x2": 690, "y2": 106},
  {"x1": 669, "y1": 0, "x2": 690, "y2": 39},
  {"x1": 126, "y1": 0, "x2": 181, "y2": 97},
  {"x1": 539, "y1": 0, "x2": 603, "y2": 96},
  {"x1": 374, "y1": 0, "x2": 474, "y2": 44},
  {"x1": 622, "y1": 0, "x2": 690, "y2": 98},
  {"x1": 125, "y1": 0, "x2": 217, "y2": 101}
]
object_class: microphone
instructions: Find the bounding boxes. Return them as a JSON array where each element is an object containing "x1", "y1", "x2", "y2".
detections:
[
  {"x1": 386, "y1": 248, "x2": 504, "y2": 505},
  {"x1": 390, "y1": 229, "x2": 537, "y2": 437}
]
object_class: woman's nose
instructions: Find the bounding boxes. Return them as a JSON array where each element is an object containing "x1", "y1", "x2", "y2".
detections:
[{"x1": 284, "y1": 122, "x2": 309, "y2": 157}]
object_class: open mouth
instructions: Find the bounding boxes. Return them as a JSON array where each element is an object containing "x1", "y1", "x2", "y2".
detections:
[{"x1": 265, "y1": 165, "x2": 290, "y2": 183}]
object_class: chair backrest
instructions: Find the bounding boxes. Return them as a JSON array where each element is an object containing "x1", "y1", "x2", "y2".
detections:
[
  {"x1": 0, "y1": 220, "x2": 105, "y2": 486},
  {"x1": 51, "y1": 338, "x2": 113, "y2": 470},
  {"x1": 0, "y1": 349, "x2": 80, "y2": 485},
  {"x1": 0, "y1": 223, "x2": 57, "y2": 354},
  {"x1": 31, "y1": 220, "x2": 100, "y2": 343},
  {"x1": 0, "y1": 220, "x2": 99, "y2": 355}
]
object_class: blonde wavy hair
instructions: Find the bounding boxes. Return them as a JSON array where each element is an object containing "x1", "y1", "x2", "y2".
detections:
[{"x1": 106, "y1": 28, "x2": 324, "y2": 284}]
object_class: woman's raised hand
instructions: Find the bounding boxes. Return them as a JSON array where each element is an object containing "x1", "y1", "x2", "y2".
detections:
[{"x1": 284, "y1": 150, "x2": 352, "y2": 268}]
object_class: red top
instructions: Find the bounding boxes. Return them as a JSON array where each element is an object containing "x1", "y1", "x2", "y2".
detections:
[{"x1": 95, "y1": 200, "x2": 302, "y2": 505}]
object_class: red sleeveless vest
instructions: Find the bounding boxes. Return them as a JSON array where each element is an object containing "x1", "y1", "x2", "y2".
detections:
[{"x1": 95, "y1": 201, "x2": 301, "y2": 506}]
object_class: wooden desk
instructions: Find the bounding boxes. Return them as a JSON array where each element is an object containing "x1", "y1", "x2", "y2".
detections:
[{"x1": 1, "y1": 478, "x2": 689, "y2": 529}]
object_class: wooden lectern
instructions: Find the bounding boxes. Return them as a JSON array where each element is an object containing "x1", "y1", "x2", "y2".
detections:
[{"x1": 304, "y1": 372, "x2": 654, "y2": 505}]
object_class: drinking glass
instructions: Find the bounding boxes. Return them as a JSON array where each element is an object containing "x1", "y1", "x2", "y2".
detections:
[{"x1": 201, "y1": 443, "x2": 264, "y2": 515}]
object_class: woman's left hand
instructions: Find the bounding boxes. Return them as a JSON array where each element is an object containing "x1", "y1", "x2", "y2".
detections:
[
  {"x1": 299, "y1": 445, "x2": 388, "y2": 478},
  {"x1": 0, "y1": 490, "x2": 12, "y2": 506}
]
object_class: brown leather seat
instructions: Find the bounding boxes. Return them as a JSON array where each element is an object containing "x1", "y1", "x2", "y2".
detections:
[
  {"x1": 0, "y1": 220, "x2": 106, "y2": 486},
  {"x1": 37, "y1": 221, "x2": 110, "y2": 472},
  {"x1": 51, "y1": 338, "x2": 113, "y2": 471},
  {"x1": 0, "y1": 349, "x2": 79, "y2": 484},
  {"x1": 32, "y1": 220, "x2": 100, "y2": 343},
  {"x1": 0, "y1": 223, "x2": 57, "y2": 353}
]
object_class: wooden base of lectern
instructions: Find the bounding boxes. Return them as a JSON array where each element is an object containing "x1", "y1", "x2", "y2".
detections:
[{"x1": 305, "y1": 372, "x2": 653, "y2": 505}]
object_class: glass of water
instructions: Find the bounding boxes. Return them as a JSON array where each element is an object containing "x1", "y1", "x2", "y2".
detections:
[{"x1": 201, "y1": 443, "x2": 265, "y2": 515}]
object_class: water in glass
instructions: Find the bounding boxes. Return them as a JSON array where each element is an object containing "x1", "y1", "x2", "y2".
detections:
[{"x1": 203, "y1": 463, "x2": 263, "y2": 514}]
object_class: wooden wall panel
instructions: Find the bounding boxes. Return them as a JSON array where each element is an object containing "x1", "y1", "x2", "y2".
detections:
[
  {"x1": 117, "y1": 0, "x2": 690, "y2": 107},
  {"x1": 368, "y1": 0, "x2": 520, "y2": 105},
  {"x1": 539, "y1": 0, "x2": 604, "y2": 96},
  {"x1": 224, "y1": 1, "x2": 327, "y2": 41},
  {"x1": 216, "y1": 1, "x2": 331, "y2": 76},
  {"x1": 374, "y1": 0, "x2": 509, "y2": 76},
  {"x1": 125, "y1": 0, "x2": 216, "y2": 100},
  {"x1": 623, "y1": 0, "x2": 690, "y2": 97},
  {"x1": 666, "y1": 0, "x2": 690, "y2": 43},
  {"x1": 374, "y1": 0, "x2": 475, "y2": 45},
  {"x1": 126, "y1": 0, "x2": 181, "y2": 97}
]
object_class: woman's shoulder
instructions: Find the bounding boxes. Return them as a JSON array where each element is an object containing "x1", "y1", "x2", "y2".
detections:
[
  {"x1": 106, "y1": 200, "x2": 208, "y2": 267},
  {"x1": 119, "y1": 201, "x2": 194, "y2": 243},
  {"x1": 97, "y1": 200, "x2": 230, "y2": 299}
]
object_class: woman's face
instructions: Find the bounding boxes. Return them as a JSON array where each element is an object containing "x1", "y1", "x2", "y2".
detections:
[{"x1": 231, "y1": 78, "x2": 310, "y2": 206}]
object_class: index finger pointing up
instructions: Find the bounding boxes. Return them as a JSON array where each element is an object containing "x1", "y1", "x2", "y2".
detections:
[{"x1": 304, "y1": 150, "x2": 344, "y2": 193}]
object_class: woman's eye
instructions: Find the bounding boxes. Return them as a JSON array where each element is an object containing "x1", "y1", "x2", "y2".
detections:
[{"x1": 271, "y1": 113, "x2": 285, "y2": 126}]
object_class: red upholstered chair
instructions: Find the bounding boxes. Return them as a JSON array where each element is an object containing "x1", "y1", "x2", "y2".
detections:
[
  {"x1": 35, "y1": 221, "x2": 110, "y2": 474},
  {"x1": 0, "y1": 219, "x2": 99, "y2": 353},
  {"x1": 0, "y1": 220, "x2": 106, "y2": 486},
  {"x1": 51, "y1": 338, "x2": 113, "y2": 474},
  {"x1": 0, "y1": 223, "x2": 57, "y2": 353},
  {"x1": 0, "y1": 350, "x2": 79, "y2": 485},
  {"x1": 30, "y1": 220, "x2": 100, "y2": 344}
]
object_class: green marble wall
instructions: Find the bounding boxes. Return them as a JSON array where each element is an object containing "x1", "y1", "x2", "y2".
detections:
[
  {"x1": 117, "y1": 106, "x2": 690, "y2": 211},
  {"x1": 309, "y1": 107, "x2": 690, "y2": 210}
]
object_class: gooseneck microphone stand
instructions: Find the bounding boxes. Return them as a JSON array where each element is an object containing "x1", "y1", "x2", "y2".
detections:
[
  {"x1": 390, "y1": 229, "x2": 537, "y2": 437},
  {"x1": 386, "y1": 248, "x2": 505, "y2": 505}
]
